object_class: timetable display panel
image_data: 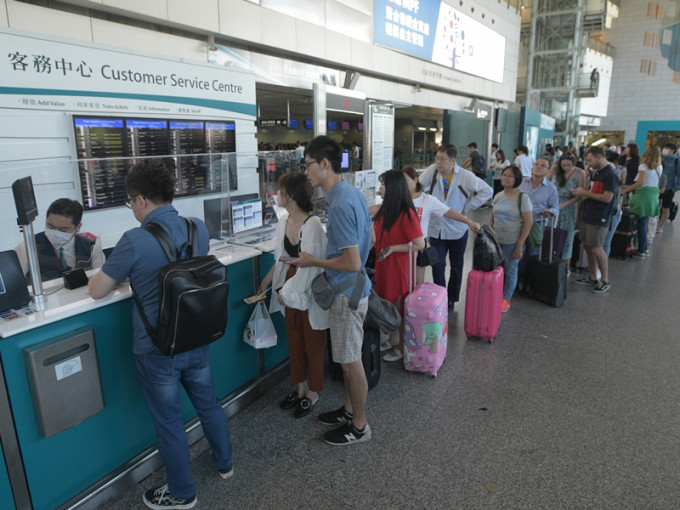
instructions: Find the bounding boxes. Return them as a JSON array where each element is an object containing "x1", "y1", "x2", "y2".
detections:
[
  {"x1": 74, "y1": 117, "x2": 128, "y2": 210},
  {"x1": 73, "y1": 116, "x2": 238, "y2": 210}
]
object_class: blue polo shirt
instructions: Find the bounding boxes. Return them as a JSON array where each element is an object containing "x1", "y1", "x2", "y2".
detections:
[
  {"x1": 101, "y1": 205, "x2": 209, "y2": 354},
  {"x1": 324, "y1": 180, "x2": 372, "y2": 300}
]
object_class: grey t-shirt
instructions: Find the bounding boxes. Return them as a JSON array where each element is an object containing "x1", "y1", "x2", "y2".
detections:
[{"x1": 492, "y1": 191, "x2": 533, "y2": 244}]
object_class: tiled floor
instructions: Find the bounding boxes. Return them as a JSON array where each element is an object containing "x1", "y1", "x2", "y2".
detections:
[{"x1": 103, "y1": 215, "x2": 680, "y2": 510}]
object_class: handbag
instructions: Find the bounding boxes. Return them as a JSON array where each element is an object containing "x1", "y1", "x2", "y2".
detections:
[
  {"x1": 520, "y1": 193, "x2": 543, "y2": 249},
  {"x1": 243, "y1": 301, "x2": 277, "y2": 349},
  {"x1": 416, "y1": 242, "x2": 440, "y2": 267},
  {"x1": 472, "y1": 225, "x2": 504, "y2": 271},
  {"x1": 364, "y1": 289, "x2": 401, "y2": 335}
]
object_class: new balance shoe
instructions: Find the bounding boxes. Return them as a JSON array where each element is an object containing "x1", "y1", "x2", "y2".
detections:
[
  {"x1": 324, "y1": 422, "x2": 372, "y2": 446},
  {"x1": 143, "y1": 485, "x2": 196, "y2": 509},
  {"x1": 318, "y1": 406, "x2": 352, "y2": 426},
  {"x1": 218, "y1": 465, "x2": 234, "y2": 480},
  {"x1": 593, "y1": 281, "x2": 611, "y2": 294},
  {"x1": 574, "y1": 276, "x2": 598, "y2": 285}
]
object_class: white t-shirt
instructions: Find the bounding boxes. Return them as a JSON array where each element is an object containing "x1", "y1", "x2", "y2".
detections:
[
  {"x1": 412, "y1": 192, "x2": 450, "y2": 237},
  {"x1": 515, "y1": 154, "x2": 534, "y2": 178},
  {"x1": 635, "y1": 164, "x2": 662, "y2": 188}
]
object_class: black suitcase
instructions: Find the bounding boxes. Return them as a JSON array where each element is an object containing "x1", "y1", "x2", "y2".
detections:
[
  {"x1": 526, "y1": 217, "x2": 567, "y2": 307},
  {"x1": 610, "y1": 231, "x2": 636, "y2": 259},
  {"x1": 327, "y1": 326, "x2": 381, "y2": 390},
  {"x1": 617, "y1": 209, "x2": 638, "y2": 233}
]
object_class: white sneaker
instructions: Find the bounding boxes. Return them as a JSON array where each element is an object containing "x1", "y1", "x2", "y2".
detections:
[
  {"x1": 382, "y1": 349, "x2": 403, "y2": 362},
  {"x1": 379, "y1": 341, "x2": 392, "y2": 352}
]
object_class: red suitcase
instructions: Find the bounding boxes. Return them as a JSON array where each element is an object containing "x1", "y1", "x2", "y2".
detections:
[{"x1": 464, "y1": 266, "x2": 503, "y2": 343}]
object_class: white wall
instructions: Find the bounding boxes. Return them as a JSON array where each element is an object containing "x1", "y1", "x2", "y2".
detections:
[{"x1": 598, "y1": 0, "x2": 680, "y2": 141}]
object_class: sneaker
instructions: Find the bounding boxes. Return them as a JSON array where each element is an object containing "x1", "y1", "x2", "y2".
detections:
[
  {"x1": 218, "y1": 465, "x2": 234, "y2": 480},
  {"x1": 379, "y1": 340, "x2": 392, "y2": 352},
  {"x1": 574, "y1": 276, "x2": 598, "y2": 285},
  {"x1": 633, "y1": 252, "x2": 646, "y2": 259},
  {"x1": 143, "y1": 485, "x2": 196, "y2": 510},
  {"x1": 593, "y1": 281, "x2": 611, "y2": 294},
  {"x1": 645, "y1": 250, "x2": 650, "y2": 255},
  {"x1": 656, "y1": 229, "x2": 663, "y2": 234},
  {"x1": 501, "y1": 299, "x2": 511, "y2": 313},
  {"x1": 324, "y1": 422, "x2": 372, "y2": 446},
  {"x1": 318, "y1": 406, "x2": 352, "y2": 426},
  {"x1": 382, "y1": 348, "x2": 403, "y2": 362}
]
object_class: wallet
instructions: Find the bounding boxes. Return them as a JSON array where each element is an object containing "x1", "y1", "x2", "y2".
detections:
[{"x1": 63, "y1": 268, "x2": 89, "y2": 290}]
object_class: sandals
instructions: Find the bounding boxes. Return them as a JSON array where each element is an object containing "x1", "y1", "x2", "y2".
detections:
[
  {"x1": 379, "y1": 340, "x2": 392, "y2": 352},
  {"x1": 279, "y1": 390, "x2": 300, "y2": 410},
  {"x1": 293, "y1": 397, "x2": 317, "y2": 419}
]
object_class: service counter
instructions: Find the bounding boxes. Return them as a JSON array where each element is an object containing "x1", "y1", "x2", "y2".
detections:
[{"x1": 0, "y1": 242, "x2": 287, "y2": 510}]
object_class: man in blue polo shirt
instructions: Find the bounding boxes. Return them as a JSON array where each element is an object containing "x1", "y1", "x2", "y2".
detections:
[
  {"x1": 88, "y1": 160, "x2": 233, "y2": 510},
  {"x1": 295, "y1": 135, "x2": 373, "y2": 446}
]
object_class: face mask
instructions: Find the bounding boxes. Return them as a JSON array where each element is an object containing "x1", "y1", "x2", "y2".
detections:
[
  {"x1": 662, "y1": 149, "x2": 671, "y2": 157},
  {"x1": 45, "y1": 228, "x2": 75, "y2": 248}
]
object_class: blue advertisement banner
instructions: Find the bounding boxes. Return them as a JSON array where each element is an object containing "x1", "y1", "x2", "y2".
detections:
[{"x1": 374, "y1": 0, "x2": 505, "y2": 83}]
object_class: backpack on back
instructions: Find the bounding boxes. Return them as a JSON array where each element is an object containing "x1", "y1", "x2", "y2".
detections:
[
  {"x1": 131, "y1": 217, "x2": 229, "y2": 356},
  {"x1": 475, "y1": 154, "x2": 486, "y2": 171}
]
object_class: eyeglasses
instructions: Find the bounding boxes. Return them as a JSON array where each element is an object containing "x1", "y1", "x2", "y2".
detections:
[
  {"x1": 125, "y1": 195, "x2": 139, "y2": 209},
  {"x1": 300, "y1": 160, "x2": 319, "y2": 172}
]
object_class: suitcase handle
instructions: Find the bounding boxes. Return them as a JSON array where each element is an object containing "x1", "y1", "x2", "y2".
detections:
[{"x1": 408, "y1": 241, "x2": 415, "y2": 294}]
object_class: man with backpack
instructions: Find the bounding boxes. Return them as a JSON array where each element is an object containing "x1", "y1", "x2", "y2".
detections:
[
  {"x1": 89, "y1": 160, "x2": 233, "y2": 510},
  {"x1": 462, "y1": 142, "x2": 486, "y2": 179}
]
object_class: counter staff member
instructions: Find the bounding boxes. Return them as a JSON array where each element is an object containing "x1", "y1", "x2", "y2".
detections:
[
  {"x1": 89, "y1": 160, "x2": 233, "y2": 510},
  {"x1": 14, "y1": 198, "x2": 105, "y2": 282}
]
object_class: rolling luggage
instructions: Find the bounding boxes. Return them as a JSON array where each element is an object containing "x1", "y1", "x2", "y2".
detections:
[
  {"x1": 527, "y1": 217, "x2": 567, "y2": 307},
  {"x1": 541, "y1": 225, "x2": 568, "y2": 262},
  {"x1": 610, "y1": 231, "x2": 636, "y2": 259},
  {"x1": 617, "y1": 208, "x2": 638, "y2": 233},
  {"x1": 464, "y1": 266, "x2": 503, "y2": 343},
  {"x1": 403, "y1": 245, "x2": 448, "y2": 377},
  {"x1": 327, "y1": 326, "x2": 381, "y2": 390}
]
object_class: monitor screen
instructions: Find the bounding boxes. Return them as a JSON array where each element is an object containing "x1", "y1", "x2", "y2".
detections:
[
  {"x1": 288, "y1": 118, "x2": 298, "y2": 129},
  {"x1": 341, "y1": 121, "x2": 350, "y2": 131},
  {"x1": 358, "y1": 122, "x2": 364, "y2": 132},
  {"x1": 304, "y1": 119, "x2": 313, "y2": 130},
  {"x1": 203, "y1": 193, "x2": 258, "y2": 239},
  {"x1": 328, "y1": 121, "x2": 337, "y2": 131},
  {"x1": 341, "y1": 151, "x2": 350, "y2": 169},
  {"x1": 231, "y1": 198, "x2": 263, "y2": 235}
]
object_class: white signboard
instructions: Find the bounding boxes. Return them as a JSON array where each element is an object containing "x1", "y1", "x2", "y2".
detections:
[
  {"x1": 0, "y1": 28, "x2": 256, "y2": 118},
  {"x1": 370, "y1": 105, "x2": 395, "y2": 177}
]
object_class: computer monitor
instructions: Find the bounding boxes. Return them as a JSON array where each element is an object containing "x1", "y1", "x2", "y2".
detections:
[
  {"x1": 231, "y1": 198, "x2": 263, "y2": 235},
  {"x1": 341, "y1": 151, "x2": 350, "y2": 170},
  {"x1": 0, "y1": 250, "x2": 31, "y2": 313},
  {"x1": 203, "y1": 193, "x2": 258, "y2": 239}
]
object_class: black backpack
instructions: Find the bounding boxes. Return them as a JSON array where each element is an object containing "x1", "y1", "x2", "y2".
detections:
[
  {"x1": 475, "y1": 154, "x2": 486, "y2": 171},
  {"x1": 131, "y1": 217, "x2": 229, "y2": 356}
]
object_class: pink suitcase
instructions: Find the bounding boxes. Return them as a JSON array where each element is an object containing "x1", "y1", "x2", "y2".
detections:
[
  {"x1": 403, "y1": 247, "x2": 448, "y2": 377},
  {"x1": 464, "y1": 266, "x2": 503, "y2": 343}
]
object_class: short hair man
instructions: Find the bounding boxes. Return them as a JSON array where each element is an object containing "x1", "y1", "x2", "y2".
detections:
[
  {"x1": 14, "y1": 198, "x2": 105, "y2": 282},
  {"x1": 514, "y1": 145, "x2": 535, "y2": 180},
  {"x1": 572, "y1": 147, "x2": 618, "y2": 294},
  {"x1": 420, "y1": 144, "x2": 493, "y2": 311},
  {"x1": 462, "y1": 142, "x2": 486, "y2": 179},
  {"x1": 89, "y1": 160, "x2": 233, "y2": 509},
  {"x1": 295, "y1": 135, "x2": 373, "y2": 446},
  {"x1": 657, "y1": 143, "x2": 680, "y2": 233},
  {"x1": 519, "y1": 157, "x2": 560, "y2": 220}
]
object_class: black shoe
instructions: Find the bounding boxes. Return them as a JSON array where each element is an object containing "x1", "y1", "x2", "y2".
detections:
[
  {"x1": 318, "y1": 406, "x2": 352, "y2": 426},
  {"x1": 279, "y1": 390, "x2": 300, "y2": 410},
  {"x1": 324, "y1": 421, "x2": 372, "y2": 446},
  {"x1": 293, "y1": 397, "x2": 317, "y2": 419}
]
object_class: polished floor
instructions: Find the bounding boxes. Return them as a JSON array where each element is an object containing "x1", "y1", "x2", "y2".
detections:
[{"x1": 103, "y1": 213, "x2": 680, "y2": 510}]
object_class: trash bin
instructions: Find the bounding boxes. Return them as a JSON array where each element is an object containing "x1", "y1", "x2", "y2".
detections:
[{"x1": 23, "y1": 327, "x2": 104, "y2": 437}]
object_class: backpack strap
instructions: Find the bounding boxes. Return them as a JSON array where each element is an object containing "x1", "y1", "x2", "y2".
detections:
[
  {"x1": 143, "y1": 223, "x2": 178, "y2": 262},
  {"x1": 427, "y1": 169, "x2": 439, "y2": 195}
]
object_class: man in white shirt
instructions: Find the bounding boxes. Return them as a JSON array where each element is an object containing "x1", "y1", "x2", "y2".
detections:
[
  {"x1": 420, "y1": 144, "x2": 492, "y2": 312},
  {"x1": 14, "y1": 198, "x2": 105, "y2": 283},
  {"x1": 514, "y1": 145, "x2": 535, "y2": 180}
]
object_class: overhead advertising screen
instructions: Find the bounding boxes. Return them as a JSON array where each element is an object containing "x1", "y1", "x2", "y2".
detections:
[{"x1": 374, "y1": 0, "x2": 505, "y2": 83}]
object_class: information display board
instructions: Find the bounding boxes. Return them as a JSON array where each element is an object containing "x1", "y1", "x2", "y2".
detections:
[{"x1": 73, "y1": 116, "x2": 236, "y2": 210}]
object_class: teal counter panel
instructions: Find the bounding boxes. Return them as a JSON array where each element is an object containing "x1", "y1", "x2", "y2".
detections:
[{"x1": 0, "y1": 258, "x2": 267, "y2": 510}]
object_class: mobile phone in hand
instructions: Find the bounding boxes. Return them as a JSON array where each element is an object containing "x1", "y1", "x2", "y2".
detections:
[
  {"x1": 279, "y1": 255, "x2": 297, "y2": 262},
  {"x1": 377, "y1": 247, "x2": 390, "y2": 261}
]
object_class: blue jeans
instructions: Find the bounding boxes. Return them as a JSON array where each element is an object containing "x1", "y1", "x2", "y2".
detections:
[
  {"x1": 500, "y1": 243, "x2": 520, "y2": 301},
  {"x1": 135, "y1": 346, "x2": 233, "y2": 499},
  {"x1": 430, "y1": 231, "x2": 468, "y2": 304},
  {"x1": 637, "y1": 216, "x2": 648, "y2": 254},
  {"x1": 603, "y1": 208, "x2": 622, "y2": 257}
]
